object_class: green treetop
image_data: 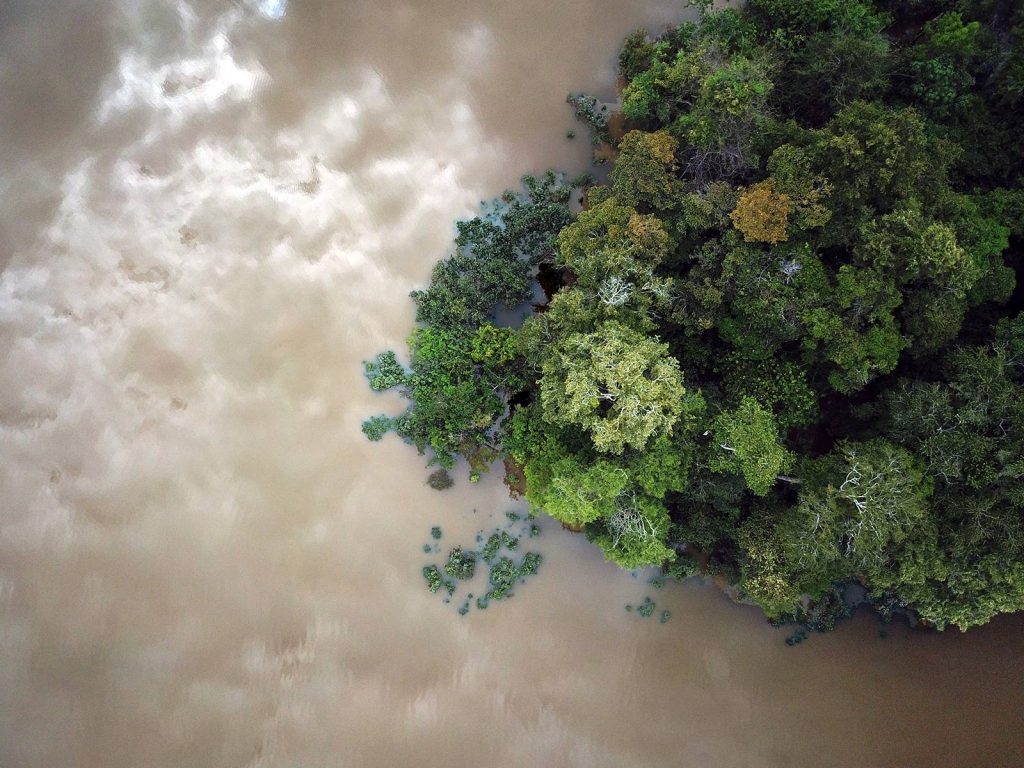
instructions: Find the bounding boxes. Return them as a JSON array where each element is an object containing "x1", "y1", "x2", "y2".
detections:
[
  {"x1": 539, "y1": 321, "x2": 702, "y2": 455},
  {"x1": 710, "y1": 397, "x2": 794, "y2": 496}
]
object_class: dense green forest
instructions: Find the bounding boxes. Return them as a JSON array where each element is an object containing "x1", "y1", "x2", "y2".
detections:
[{"x1": 364, "y1": 0, "x2": 1024, "y2": 631}]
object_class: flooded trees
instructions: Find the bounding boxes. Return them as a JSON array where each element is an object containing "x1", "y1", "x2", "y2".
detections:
[{"x1": 364, "y1": 0, "x2": 1024, "y2": 630}]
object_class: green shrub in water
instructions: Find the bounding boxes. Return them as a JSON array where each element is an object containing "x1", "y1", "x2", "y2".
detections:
[
  {"x1": 444, "y1": 547, "x2": 477, "y2": 580},
  {"x1": 427, "y1": 469, "x2": 454, "y2": 490}
]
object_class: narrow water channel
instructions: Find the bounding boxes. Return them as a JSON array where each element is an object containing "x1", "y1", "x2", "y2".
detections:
[{"x1": 1, "y1": 1, "x2": 1022, "y2": 766}]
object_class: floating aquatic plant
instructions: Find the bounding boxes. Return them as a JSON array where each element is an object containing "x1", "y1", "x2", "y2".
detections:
[
  {"x1": 427, "y1": 469, "x2": 454, "y2": 490},
  {"x1": 637, "y1": 597, "x2": 656, "y2": 618},
  {"x1": 444, "y1": 547, "x2": 477, "y2": 580},
  {"x1": 422, "y1": 520, "x2": 543, "y2": 614}
]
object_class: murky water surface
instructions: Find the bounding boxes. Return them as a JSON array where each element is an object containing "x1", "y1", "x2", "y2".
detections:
[{"x1": 1, "y1": 2, "x2": 1022, "y2": 766}]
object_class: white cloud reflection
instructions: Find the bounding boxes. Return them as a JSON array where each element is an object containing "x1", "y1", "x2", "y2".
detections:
[{"x1": 256, "y1": 0, "x2": 288, "y2": 20}]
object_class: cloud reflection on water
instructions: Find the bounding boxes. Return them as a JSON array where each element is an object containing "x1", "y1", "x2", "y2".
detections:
[{"x1": 1, "y1": 1, "x2": 1023, "y2": 767}]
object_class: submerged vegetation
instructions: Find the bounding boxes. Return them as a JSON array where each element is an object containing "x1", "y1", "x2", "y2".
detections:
[
  {"x1": 421, "y1": 518, "x2": 544, "y2": 614},
  {"x1": 367, "y1": 0, "x2": 1024, "y2": 632}
]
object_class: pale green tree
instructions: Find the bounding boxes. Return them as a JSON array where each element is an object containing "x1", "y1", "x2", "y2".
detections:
[
  {"x1": 540, "y1": 321, "x2": 700, "y2": 454},
  {"x1": 710, "y1": 397, "x2": 794, "y2": 496},
  {"x1": 586, "y1": 492, "x2": 677, "y2": 569},
  {"x1": 780, "y1": 439, "x2": 933, "y2": 591}
]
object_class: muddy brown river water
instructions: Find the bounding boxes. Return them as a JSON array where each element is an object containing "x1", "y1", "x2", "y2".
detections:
[{"x1": 1, "y1": 1, "x2": 1023, "y2": 766}]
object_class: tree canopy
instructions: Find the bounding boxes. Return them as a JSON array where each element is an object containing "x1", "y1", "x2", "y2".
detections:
[{"x1": 365, "y1": 0, "x2": 1024, "y2": 631}]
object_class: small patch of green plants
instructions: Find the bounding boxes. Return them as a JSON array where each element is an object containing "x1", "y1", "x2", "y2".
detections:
[
  {"x1": 565, "y1": 93, "x2": 609, "y2": 143},
  {"x1": 487, "y1": 557, "x2": 520, "y2": 600},
  {"x1": 420, "y1": 516, "x2": 543, "y2": 614},
  {"x1": 482, "y1": 533, "x2": 502, "y2": 562},
  {"x1": 427, "y1": 469, "x2": 454, "y2": 490},
  {"x1": 637, "y1": 596, "x2": 657, "y2": 618},
  {"x1": 364, "y1": 351, "x2": 407, "y2": 391},
  {"x1": 663, "y1": 556, "x2": 699, "y2": 582},
  {"x1": 361, "y1": 415, "x2": 394, "y2": 442},
  {"x1": 625, "y1": 594, "x2": 671, "y2": 625},
  {"x1": 444, "y1": 547, "x2": 477, "y2": 580},
  {"x1": 519, "y1": 551, "x2": 542, "y2": 576},
  {"x1": 423, "y1": 565, "x2": 455, "y2": 596}
]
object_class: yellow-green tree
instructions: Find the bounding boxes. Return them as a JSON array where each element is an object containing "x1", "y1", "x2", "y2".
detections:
[{"x1": 729, "y1": 179, "x2": 792, "y2": 243}]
